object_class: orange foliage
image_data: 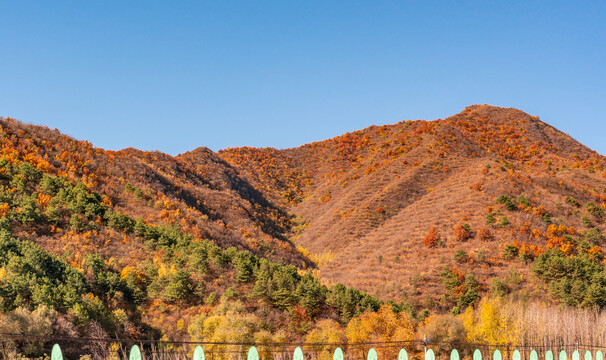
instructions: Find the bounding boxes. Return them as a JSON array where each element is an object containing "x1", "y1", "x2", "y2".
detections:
[
  {"x1": 0, "y1": 203, "x2": 10, "y2": 218},
  {"x1": 453, "y1": 224, "x2": 471, "y2": 242},
  {"x1": 423, "y1": 227, "x2": 440, "y2": 248}
]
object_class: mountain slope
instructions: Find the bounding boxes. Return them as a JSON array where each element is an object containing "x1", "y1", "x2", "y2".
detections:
[
  {"x1": 219, "y1": 105, "x2": 606, "y2": 308},
  {"x1": 2, "y1": 104, "x2": 606, "y2": 346}
]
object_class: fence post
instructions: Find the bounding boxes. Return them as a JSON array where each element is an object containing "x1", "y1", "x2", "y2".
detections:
[
  {"x1": 193, "y1": 345, "x2": 204, "y2": 360},
  {"x1": 129, "y1": 345, "x2": 142, "y2": 360},
  {"x1": 294, "y1": 347, "x2": 304, "y2": 360},
  {"x1": 368, "y1": 348, "x2": 378, "y2": 360},
  {"x1": 334, "y1": 347, "x2": 344, "y2": 360},
  {"x1": 51, "y1": 344, "x2": 63, "y2": 360},
  {"x1": 248, "y1": 346, "x2": 259, "y2": 360}
]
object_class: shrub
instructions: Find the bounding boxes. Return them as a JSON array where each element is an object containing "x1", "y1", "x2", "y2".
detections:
[
  {"x1": 485, "y1": 213, "x2": 496, "y2": 225},
  {"x1": 454, "y1": 249, "x2": 468, "y2": 263},
  {"x1": 490, "y1": 278, "x2": 507, "y2": 296},
  {"x1": 478, "y1": 227, "x2": 493, "y2": 242},
  {"x1": 517, "y1": 194, "x2": 531, "y2": 208},
  {"x1": 502, "y1": 244, "x2": 519, "y2": 260},
  {"x1": 498, "y1": 216, "x2": 510, "y2": 228},
  {"x1": 454, "y1": 224, "x2": 471, "y2": 242},
  {"x1": 496, "y1": 195, "x2": 516, "y2": 211},
  {"x1": 586, "y1": 203, "x2": 604, "y2": 217},
  {"x1": 423, "y1": 228, "x2": 440, "y2": 248}
]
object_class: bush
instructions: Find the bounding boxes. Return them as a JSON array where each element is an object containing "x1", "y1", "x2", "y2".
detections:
[
  {"x1": 454, "y1": 249, "x2": 468, "y2": 263},
  {"x1": 503, "y1": 244, "x2": 519, "y2": 260},
  {"x1": 423, "y1": 228, "x2": 441, "y2": 248},
  {"x1": 496, "y1": 195, "x2": 517, "y2": 211},
  {"x1": 478, "y1": 227, "x2": 493, "y2": 242},
  {"x1": 586, "y1": 203, "x2": 604, "y2": 217},
  {"x1": 517, "y1": 194, "x2": 531, "y2": 207},
  {"x1": 485, "y1": 213, "x2": 496, "y2": 225},
  {"x1": 490, "y1": 278, "x2": 507, "y2": 297},
  {"x1": 454, "y1": 224, "x2": 471, "y2": 242},
  {"x1": 418, "y1": 314, "x2": 466, "y2": 354}
]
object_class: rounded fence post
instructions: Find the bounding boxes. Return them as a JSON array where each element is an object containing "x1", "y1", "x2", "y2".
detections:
[
  {"x1": 494, "y1": 350, "x2": 502, "y2": 360},
  {"x1": 130, "y1": 345, "x2": 142, "y2": 360},
  {"x1": 248, "y1": 346, "x2": 259, "y2": 360},
  {"x1": 585, "y1": 351, "x2": 592, "y2": 360},
  {"x1": 426, "y1": 349, "x2": 435, "y2": 360},
  {"x1": 51, "y1": 344, "x2": 63, "y2": 360},
  {"x1": 531, "y1": 350, "x2": 538, "y2": 360},
  {"x1": 334, "y1": 347, "x2": 344, "y2": 360},
  {"x1": 596, "y1": 351, "x2": 603, "y2": 360},
  {"x1": 399, "y1": 349, "x2": 408, "y2": 360},
  {"x1": 574, "y1": 351, "x2": 580, "y2": 360},
  {"x1": 513, "y1": 350, "x2": 521, "y2": 360},
  {"x1": 560, "y1": 350, "x2": 567, "y2": 360},
  {"x1": 546, "y1": 350, "x2": 554, "y2": 360},
  {"x1": 294, "y1": 347, "x2": 304, "y2": 360},
  {"x1": 451, "y1": 349, "x2": 460, "y2": 360},
  {"x1": 193, "y1": 345, "x2": 204, "y2": 360},
  {"x1": 368, "y1": 348, "x2": 378, "y2": 360},
  {"x1": 474, "y1": 349, "x2": 483, "y2": 360}
]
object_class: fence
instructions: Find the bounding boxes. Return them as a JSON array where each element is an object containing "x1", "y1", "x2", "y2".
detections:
[
  {"x1": 0, "y1": 335, "x2": 604, "y2": 360},
  {"x1": 33, "y1": 342, "x2": 606, "y2": 360}
]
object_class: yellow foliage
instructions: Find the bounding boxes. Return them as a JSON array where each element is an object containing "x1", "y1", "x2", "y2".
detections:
[
  {"x1": 346, "y1": 305, "x2": 415, "y2": 359},
  {"x1": 305, "y1": 319, "x2": 346, "y2": 360},
  {"x1": 462, "y1": 297, "x2": 520, "y2": 346},
  {"x1": 311, "y1": 250, "x2": 335, "y2": 269}
]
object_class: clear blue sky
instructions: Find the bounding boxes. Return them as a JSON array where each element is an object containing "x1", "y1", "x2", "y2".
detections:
[{"x1": 1, "y1": 1, "x2": 605, "y2": 155}]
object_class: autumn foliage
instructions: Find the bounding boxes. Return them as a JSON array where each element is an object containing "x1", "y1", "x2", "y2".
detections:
[{"x1": 423, "y1": 227, "x2": 441, "y2": 248}]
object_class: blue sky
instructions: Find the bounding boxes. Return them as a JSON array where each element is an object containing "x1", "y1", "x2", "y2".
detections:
[{"x1": 1, "y1": 1, "x2": 605, "y2": 155}]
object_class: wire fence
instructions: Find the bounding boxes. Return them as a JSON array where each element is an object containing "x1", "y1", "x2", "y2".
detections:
[{"x1": 0, "y1": 334, "x2": 604, "y2": 360}]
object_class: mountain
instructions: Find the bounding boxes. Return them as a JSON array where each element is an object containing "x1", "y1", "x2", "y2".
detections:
[
  {"x1": 219, "y1": 105, "x2": 606, "y2": 307},
  {"x1": 1, "y1": 104, "x2": 606, "y2": 352}
]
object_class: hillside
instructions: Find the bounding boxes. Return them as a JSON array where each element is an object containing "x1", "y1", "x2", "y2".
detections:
[
  {"x1": 0, "y1": 117, "x2": 385, "y2": 350},
  {"x1": 219, "y1": 105, "x2": 606, "y2": 310},
  {"x1": 2, "y1": 104, "x2": 606, "y2": 355}
]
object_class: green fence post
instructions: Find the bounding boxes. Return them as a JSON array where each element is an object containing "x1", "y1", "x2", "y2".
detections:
[
  {"x1": 585, "y1": 351, "x2": 592, "y2": 360},
  {"x1": 513, "y1": 350, "x2": 521, "y2": 360},
  {"x1": 51, "y1": 344, "x2": 63, "y2": 360},
  {"x1": 368, "y1": 348, "x2": 378, "y2": 360},
  {"x1": 334, "y1": 347, "x2": 344, "y2": 360},
  {"x1": 574, "y1": 351, "x2": 580, "y2": 360},
  {"x1": 130, "y1": 345, "x2": 142, "y2": 360},
  {"x1": 596, "y1": 351, "x2": 603, "y2": 360},
  {"x1": 560, "y1": 350, "x2": 567, "y2": 360},
  {"x1": 546, "y1": 350, "x2": 554, "y2": 360},
  {"x1": 399, "y1": 349, "x2": 408, "y2": 360},
  {"x1": 494, "y1": 349, "x2": 502, "y2": 360},
  {"x1": 294, "y1": 347, "x2": 304, "y2": 360},
  {"x1": 193, "y1": 345, "x2": 204, "y2": 360},
  {"x1": 531, "y1": 350, "x2": 539, "y2": 360},
  {"x1": 426, "y1": 349, "x2": 435, "y2": 360},
  {"x1": 248, "y1": 346, "x2": 259, "y2": 360},
  {"x1": 474, "y1": 349, "x2": 483, "y2": 360}
]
